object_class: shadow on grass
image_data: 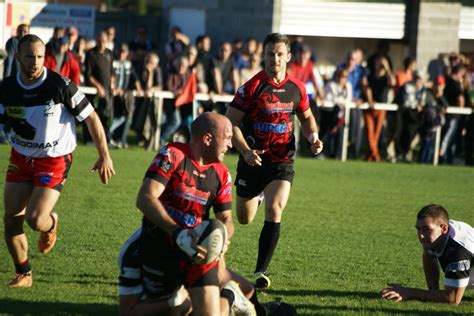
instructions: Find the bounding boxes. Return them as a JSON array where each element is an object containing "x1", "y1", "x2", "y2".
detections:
[
  {"x1": 264, "y1": 289, "x2": 473, "y2": 315},
  {"x1": 0, "y1": 299, "x2": 116, "y2": 314},
  {"x1": 295, "y1": 304, "x2": 468, "y2": 316}
]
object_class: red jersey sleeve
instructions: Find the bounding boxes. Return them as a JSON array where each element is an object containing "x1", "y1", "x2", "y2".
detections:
[
  {"x1": 289, "y1": 75, "x2": 310, "y2": 113},
  {"x1": 229, "y1": 71, "x2": 263, "y2": 112}
]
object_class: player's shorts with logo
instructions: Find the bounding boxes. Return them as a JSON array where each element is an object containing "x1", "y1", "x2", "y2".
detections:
[
  {"x1": 6, "y1": 148, "x2": 72, "y2": 191},
  {"x1": 234, "y1": 158, "x2": 295, "y2": 198}
]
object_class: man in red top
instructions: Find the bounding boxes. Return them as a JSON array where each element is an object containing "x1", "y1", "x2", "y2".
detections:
[
  {"x1": 136, "y1": 112, "x2": 253, "y2": 315},
  {"x1": 44, "y1": 37, "x2": 81, "y2": 85},
  {"x1": 226, "y1": 33, "x2": 323, "y2": 288}
]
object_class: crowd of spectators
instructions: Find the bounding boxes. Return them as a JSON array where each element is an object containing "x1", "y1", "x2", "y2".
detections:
[{"x1": 1, "y1": 25, "x2": 473, "y2": 165}]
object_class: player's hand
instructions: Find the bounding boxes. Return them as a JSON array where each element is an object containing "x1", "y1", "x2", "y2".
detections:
[
  {"x1": 308, "y1": 133, "x2": 323, "y2": 156},
  {"x1": 243, "y1": 149, "x2": 265, "y2": 166},
  {"x1": 381, "y1": 283, "x2": 407, "y2": 302},
  {"x1": 175, "y1": 228, "x2": 209, "y2": 260},
  {"x1": 91, "y1": 155, "x2": 115, "y2": 184}
]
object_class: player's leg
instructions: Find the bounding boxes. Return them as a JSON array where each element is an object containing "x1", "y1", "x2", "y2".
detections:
[
  {"x1": 119, "y1": 228, "x2": 190, "y2": 316},
  {"x1": 254, "y1": 179, "x2": 291, "y2": 288},
  {"x1": 236, "y1": 195, "x2": 260, "y2": 224},
  {"x1": 234, "y1": 160, "x2": 264, "y2": 225},
  {"x1": 26, "y1": 186, "x2": 61, "y2": 254},
  {"x1": 188, "y1": 285, "x2": 221, "y2": 315},
  {"x1": 4, "y1": 181, "x2": 33, "y2": 287}
]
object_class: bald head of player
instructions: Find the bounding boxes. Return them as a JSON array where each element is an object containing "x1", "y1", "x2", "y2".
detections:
[
  {"x1": 16, "y1": 34, "x2": 46, "y2": 84},
  {"x1": 190, "y1": 112, "x2": 233, "y2": 164}
]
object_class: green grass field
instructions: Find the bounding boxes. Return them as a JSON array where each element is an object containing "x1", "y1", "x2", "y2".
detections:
[{"x1": 0, "y1": 144, "x2": 473, "y2": 315}]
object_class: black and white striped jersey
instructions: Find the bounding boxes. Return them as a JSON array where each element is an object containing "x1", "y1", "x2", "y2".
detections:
[
  {"x1": 429, "y1": 220, "x2": 474, "y2": 288},
  {"x1": 0, "y1": 67, "x2": 94, "y2": 157}
]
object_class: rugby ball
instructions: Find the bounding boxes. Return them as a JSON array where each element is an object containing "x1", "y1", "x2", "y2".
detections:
[{"x1": 176, "y1": 219, "x2": 227, "y2": 265}]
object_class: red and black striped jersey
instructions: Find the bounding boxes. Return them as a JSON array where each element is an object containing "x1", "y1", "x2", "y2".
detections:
[
  {"x1": 230, "y1": 70, "x2": 309, "y2": 163},
  {"x1": 143, "y1": 142, "x2": 232, "y2": 231},
  {"x1": 0, "y1": 68, "x2": 94, "y2": 157}
]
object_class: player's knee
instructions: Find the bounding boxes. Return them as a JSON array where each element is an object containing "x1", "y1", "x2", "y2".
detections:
[{"x1": 25, "y1": 212, "x2": 50, "y2": 231}]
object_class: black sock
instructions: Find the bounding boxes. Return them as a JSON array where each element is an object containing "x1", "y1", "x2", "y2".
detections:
[
  {"x1": 221, "y1": 288, "x2": 235, "y2": 307},
  {"x1": 15, "y1": 259, "x2": 32, "y2": 275},
  {"x1": 255, "y1": 221, "x2": 280, "y2": 273},
  {"x1": 250, "y1": 291, "x2": 267, "y2": 316}
]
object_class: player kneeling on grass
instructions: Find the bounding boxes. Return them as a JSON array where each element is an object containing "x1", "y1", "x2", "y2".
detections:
[
  {"x1": 118, "y1": 227, "x2": 265, "y2": 316},
  {"x1": 118, "y1": 227, "x2": 296, "y2": 316},
  {"x1": 382, "y1": 204, "x2": 474, "y2": 304}
]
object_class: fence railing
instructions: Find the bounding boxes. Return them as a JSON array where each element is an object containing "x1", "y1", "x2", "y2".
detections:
[{"x1": 78, "y1": 86, "x2": 472, "y2": 166}]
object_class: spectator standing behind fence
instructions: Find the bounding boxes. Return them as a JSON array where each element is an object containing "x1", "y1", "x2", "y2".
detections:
[
  {"x1": 364, "y1": 56, "x2": 396, "y2": 162},
  {"x1": 196, "y1": 35, "x2": 214, "y2": 94},
  {"x1": 45, "y1": 26, "x2": 65, "y2": 54},
  {"x1": 165, "y1": 26, "x2": 190, "y2": 70},
  {"x1": 427, "y1": 53, "x2": 448, "y2": 84},
  {"x1": 104, "y1": 25, "x2": 116, "y2": 52},
  {"x1": 235, "y1": 38, "x2": 258, "y2": 71},
  {"x1": 212, "y1": 41, "x2": 239, "y2": 114},
  {"x1": 335, "y1": 49, "x2": 368, "y2": 159},
  {"x1": 84, "y1": 31, "x2": 114, "y2": 143},
  {"x1": 240, "y1": 54, "x2": 262, "y2": 85},
  {"x1": 418, "y1": 75, "x2": 448, "y2": 163},
  {"x1": 108, "y1": 43, "x2": 137, "y2": 148},
  {"x1": 288, "y1": 45, "x2": 324, "y2": 104},
  {"x1": 71, "y1": 36, "x2": 87, "y2": 85},
  {"x1": 393, "y1": 73, "x2": 427, "y2": 162},
  {"x1": 440, "y1": 64, "x2": 466, "y2": 164},
  {"x1": 128, "y1": 26, "x2": 157, "y2": 74},
  {"x1": 66, "y1": 27, "x2": 79, "y2": 52},
  {"x1": 133, "y1": 52, "x2": 163, "y2": 147},
  {"x1": 324, "y1": 68, "x2": 352, "y2": 159},
  {"x1": 44, "y1": 37, "x2": 81, "y2": 85},
  {"x1": 3, "y1": 24, "x2": 29, "y2": 79},
  {"x1": 160, "y1": 55, "x2": 193, "y2": 145}
]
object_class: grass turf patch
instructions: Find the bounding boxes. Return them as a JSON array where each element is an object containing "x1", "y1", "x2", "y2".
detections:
[{"x1": 0, "y1": 144, "x2": 473, "y2": 315}]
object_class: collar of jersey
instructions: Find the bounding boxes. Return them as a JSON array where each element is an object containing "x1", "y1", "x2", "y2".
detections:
[
  {"x1": 263, "y1": 70, "x2": 289, "y2": 88},
  {"x1": 16, "y1": 67, "x2": 48, "y2": 90}
]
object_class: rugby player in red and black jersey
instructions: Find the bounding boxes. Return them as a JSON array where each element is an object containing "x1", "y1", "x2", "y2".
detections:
[
  {"x1": 226, "y1": 33, "x2": 323, "y2": 288},
  {"x1": 0, "y1": 34, "x2": 115, "y2": 288},
  {"x1": 135, "y1": 112, "x2": 260, "y2": 315},
  {"x1": 382, "y1": 204, "x2": 474, "y2": 304}
]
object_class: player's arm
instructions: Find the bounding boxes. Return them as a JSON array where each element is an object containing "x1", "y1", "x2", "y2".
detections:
[
  {"x1": 136, "y1": 178, "x2": 181, "y2": 236},
  {"x1": 226, "y1": 106, "x2": 265, "y2": 166},
  {"x1": 84, "y1": 111, "x2": 115, "y2": 184},
  {"x1": 381, "y1": 283, "x2": 466, "y2": 304},
  {"x1": 423, "y1": 251, "x2": 440, "y2": 290},
  {"x1": 215, "y1": 210, "x2": 234, "y2": 241},
  {"x1": 296, "y1": 108, "x2": 323, "y2": 155}
]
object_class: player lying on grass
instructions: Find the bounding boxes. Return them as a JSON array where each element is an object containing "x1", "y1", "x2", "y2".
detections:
[{"x1": 382, "y1": 204, "x2": 474, "y2": 304}]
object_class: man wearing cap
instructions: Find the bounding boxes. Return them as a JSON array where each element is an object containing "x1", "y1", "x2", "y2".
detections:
[{"x1": 44, "y1": 37, "x2": 81, "y2": 85}]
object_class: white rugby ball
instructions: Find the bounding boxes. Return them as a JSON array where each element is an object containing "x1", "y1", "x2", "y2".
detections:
[{"x1": 193, "y1": 219, "x2": 227, "y2": 264}]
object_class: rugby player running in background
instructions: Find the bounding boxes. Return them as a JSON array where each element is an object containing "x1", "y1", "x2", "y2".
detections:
[
  {"x1": 0, "y1": 34, "x2": 115, "y2": 288},
  {"x1": 226, "y1": 33, "x2": 323, "y2": 288}
]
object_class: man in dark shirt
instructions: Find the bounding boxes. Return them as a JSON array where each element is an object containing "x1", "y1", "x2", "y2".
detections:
[
  {"x1": 84, "y1": 31, "x2": 114, "y2": 143},
  {"x1": 226, "y1": 33, "x2": 323, "y2": 289}
]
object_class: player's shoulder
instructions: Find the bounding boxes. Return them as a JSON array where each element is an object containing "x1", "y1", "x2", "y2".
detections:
[
  {"x1": 45, "y1": 69, "x2": 76, "y2": 90},
  {"x1": 286, "y1": 73, "x2": 307, "y2": 92},
  {"x1": 158, "y1": 142, "x2": 188, "y2": 161},
  {"x1": 210, "y1": 162, "x2": 232, "y2": 183}
]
